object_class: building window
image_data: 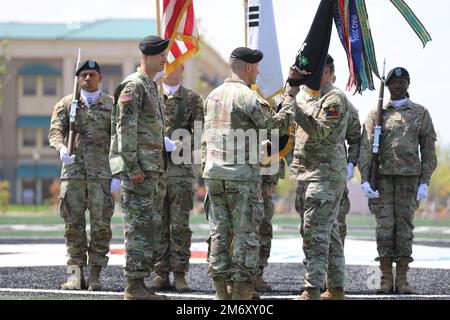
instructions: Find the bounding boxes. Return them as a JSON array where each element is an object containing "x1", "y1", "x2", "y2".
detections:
[
  {"x1": 100, "y1": 65, "x2": 122, "y2": 95},
  {"x1": 43, "y1": 77, "x2": 57, "y2": 96},
  {"x1": 101, "y1": 79, "x2": 110, "y2": 95},
  {"x1": 43, "y1": 127, "x2": 50, "y2": 147},
  {"x1": 22, "y1": 179, "x2": 36, "y2": 204},
  {"x1": 22, "y1": 128, "x2": 36, "y2": 147},
  {"x1": 23, "y1": 77, "x2": 37, "y2": 96}
]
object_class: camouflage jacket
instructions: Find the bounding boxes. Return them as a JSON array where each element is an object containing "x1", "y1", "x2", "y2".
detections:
[
  {"x1": 110, "y1": 68, "x2": 167, "y2": 177},
  {"x1": 202, "y1": 78, "x2": 295, "y2": 182},
  {"x1": 290, "y1": 85, "x2": 350, "y2": 182},
  {"x1": 49, "y1": 92, "x2": 113, "y2": 180},
  {"x1": 359, "y1": 100, "x2": 437, "y2": 185},
  {"x1": 164, "y1": 85, "x2": 204, "y2": 177},
  {"x1": 346, "y1": 102, "x2": 362, "y2": 166}
]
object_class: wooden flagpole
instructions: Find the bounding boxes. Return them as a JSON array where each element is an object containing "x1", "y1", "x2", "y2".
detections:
[{"x1": 156, "y1": 0, "x2": 161, "y2": 37}]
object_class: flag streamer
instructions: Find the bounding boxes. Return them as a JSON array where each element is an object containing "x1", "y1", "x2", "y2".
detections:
[
  {"x1": 333, "y1": 0, "x2": 380, "y2": 93},
  {"x1": 389, "y1": 0, "x2": 432, "y2": 48},
  {"x1": 295, "y1": 0, "x2": 430, "y2": 95}
]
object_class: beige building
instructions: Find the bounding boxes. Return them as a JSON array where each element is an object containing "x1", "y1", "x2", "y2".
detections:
[{"x1": 0, "y1": 19, "x2": 229, "y2": 204}]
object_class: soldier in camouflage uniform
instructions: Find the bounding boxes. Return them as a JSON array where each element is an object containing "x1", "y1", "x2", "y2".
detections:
[
  {"x1": 49, "y1": 59, "x2": 116, "y2": 291},
  {"x1": 109, "y1": 36, "x2": 170, "y2": 300},
  {"x1": 202, "y1": 47, "x2": 298, "y2": 300},
  {"x1": 359, "y1": 67, "x2": 437, "y2": 294},
  {"x1": 290, "y1": 55, "x2": 349, "y2": 300},
  {"x1": 295, "y1": 83, "x2": 361, "y2": 247},
  {"x1": 150, "y1": 64, "x2": 204, "y2": 292}
]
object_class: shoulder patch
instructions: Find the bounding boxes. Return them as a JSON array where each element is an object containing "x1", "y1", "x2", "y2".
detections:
[
  {"x1": 324, "y1": 104, "x2": 340, "y2": 119},
  {"x1": 123, "y1": 104, "x2": 134, "y2": 115}
]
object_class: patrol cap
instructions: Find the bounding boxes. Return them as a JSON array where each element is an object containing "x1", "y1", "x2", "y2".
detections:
[
  {"x1": 385, "y1": 67, "x2": 410, "y2": 86},
  {"x1": 76, "y1": 59, "x2": 101, "y2": 76},
  {"x1": 139, "y1": 35, "x2": 170, "y2": 55},
  {"x1": 230, "y1": 47, "x2": 263, "y2": 64}
]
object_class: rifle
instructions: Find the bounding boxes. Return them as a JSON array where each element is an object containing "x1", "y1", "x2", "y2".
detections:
[
  {"x1": 67, "y1": 48, "x2": 82, "y2": 155},
  {"x1": 369, "y1": 59, "x2": 386, "y2": 190}
]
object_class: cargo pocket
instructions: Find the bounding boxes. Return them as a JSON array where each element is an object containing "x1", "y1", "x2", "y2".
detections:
[
  {"x1": 244, "y1": 238, "x2": 260, "y2": 268},
  {"x1": 58, "y1": 180, "x2": 69, "y2": 219},
  {"x1": 248, "y1": 192, "x2": 264, "y2": 232},
  {"x1": 305, "y1": 181, "x2": 335, "y2": 202}
]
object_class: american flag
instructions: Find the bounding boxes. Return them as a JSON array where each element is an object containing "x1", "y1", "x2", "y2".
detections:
[{"x1": 163, "y1": 0, "x2": 200, "y2": 75}]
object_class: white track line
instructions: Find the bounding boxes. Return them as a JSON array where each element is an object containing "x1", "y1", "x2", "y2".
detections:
[{"x1": 1, "y1": 288, "x2": 449, "y2": 299}]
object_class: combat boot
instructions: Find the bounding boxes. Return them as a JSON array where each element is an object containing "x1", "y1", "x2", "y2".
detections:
[
  {"x1": 395, "y1": 258, "x2": 414, "y2": 294},
  {"x1": 61, "y1": 265, "x2": 86, "y2": 290},
  {"x1": 231, "y1": 281, "x2": 253, "y2": 300},
  {"x1": 293, "y1": 287, "x2": 320, "y2": 300},
  {"x1": 254, "y1": 276, "x2": 272, "y2": 292},
  {"x1": 377, "y1": 257, "x2": 394, "y2": 294},
  {"x1": 213, "y1": 278, "x2": 231, "y2": 300},
  {"x1": 87, "y1": 265, "x2": 102, "y2": 291},
  {"x1": 149, "y1": 273, "x2": 172, "y2": 291},
  {"x1": 173, "y1": 272, "x2": 191, "y2": 292},
  {"x1": 320, "y1": 287, "x2": 346, "y2": 300},
  {"x1": 124, "y1": 278, "x2": 167, "y2": 300}
]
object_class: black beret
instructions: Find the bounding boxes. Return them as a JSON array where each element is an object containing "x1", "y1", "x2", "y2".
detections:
[
  {"x1": 139, "y1": 35, "x2": 170, "y2": 55},
  {"x1": 325, "y1": 54, "x2": 334, "y2": 65},
  {"x1": 230, "y1": 47, "x2": 263, "y2": 64},
  {"x1": 385, "y1": 67, "x2": 410, "y2": 86},
  {"x1": 76, "y1": 59, "x2": 101, "y2": 76}
]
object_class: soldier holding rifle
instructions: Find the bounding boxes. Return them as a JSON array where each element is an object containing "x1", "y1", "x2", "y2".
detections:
[
  {"x1": 359, "y1": 66, "x2": 437, "y2": 294},
  {"x1": 49, "y1": 55, "x2": 117, "y2": 291}
]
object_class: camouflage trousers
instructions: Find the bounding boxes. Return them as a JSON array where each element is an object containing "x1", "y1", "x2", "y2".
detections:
[
  {"x1": 297, "y1": 180, "x2": 346, "y2": 288},
  {"x1": 205, "y1": 179, "x2": 264, "y2": 282},
  {"x1": 259, "y1": 176, "x2": 276, "y2": 276},
  {"x1": 337, "y1": 186, "x2": 350, "y2": 246},
  {"x1": 154, "y1": 176, "x2": 194, "y2": 274},
  {"x1": 58, "y1": 179, "x2": 114, "y2": 267},
  {"x1": 368, "y1": 175, "x2": 419, "y2": 262},
  {"x1": 296, "y1": 183, "x2": 349, "y2": 246},
  {"x1": 121, "y1": 172, "x2": 167, "y2": 280}
]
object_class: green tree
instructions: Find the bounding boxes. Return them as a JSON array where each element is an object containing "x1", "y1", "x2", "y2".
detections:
[
  {"x1": 0, "y1": 180, "x2": 11, "y2": 213},
  {"x1": 429, "y1": 144, "x2": 450, "y2": 209}
]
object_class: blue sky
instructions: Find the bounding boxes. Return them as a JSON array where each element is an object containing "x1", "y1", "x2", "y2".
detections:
[{"x1": 1, "y1": 0, "x2": 449, "y2": 146}]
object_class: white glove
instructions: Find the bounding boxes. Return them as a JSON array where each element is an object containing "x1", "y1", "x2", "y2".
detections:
[
  {"x1": 59, "y1": 146, "x2": 75, "y2": 165},
  {"x1": 361, "y1": 181, "x2": 380, "y2": 199},
  {"x1": 164, "y1": 137, "x2": 177, "y2": 152},
  {"x1": 110, "y1": 178, "x2": 121, "y2": 193},
  {"x1": 346, "y1": 162, "x2": 354, "y2": 180},
  {"x1": 416, "y1": 183, "x2": 428, "y2": 201}
]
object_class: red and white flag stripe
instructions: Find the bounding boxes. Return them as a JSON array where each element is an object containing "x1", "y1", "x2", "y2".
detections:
[{"x1": 163, "y1": 0, "x2": 200, "y2": 74}]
